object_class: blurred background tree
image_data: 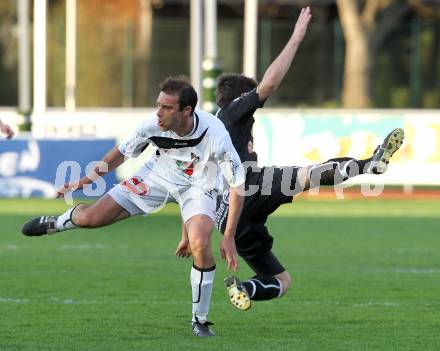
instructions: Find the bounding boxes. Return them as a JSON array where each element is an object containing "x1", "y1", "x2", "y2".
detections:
[
  {"x1": 335, "y1": 0, "x2": 440, "y2": 108},
  {"x1": 1, "y1": 0, "x2": 440, "y2": 109},
  {"x1": 0, "y1": 1, "x2": 18, "y2": 106}
]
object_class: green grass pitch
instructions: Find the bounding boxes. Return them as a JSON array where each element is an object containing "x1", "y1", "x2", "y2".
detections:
[{"x1": 1, "y1": 198, "x2": 439, "y2": 350}]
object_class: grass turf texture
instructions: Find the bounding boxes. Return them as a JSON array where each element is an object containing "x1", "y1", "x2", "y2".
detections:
[{"x1": 1, "y1": 198, "x2": 439, "y2": 350}]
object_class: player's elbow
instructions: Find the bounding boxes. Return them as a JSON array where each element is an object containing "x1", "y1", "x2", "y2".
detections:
[{"x1": 256, "y1": 82, "x2": 277, "y2": 101}]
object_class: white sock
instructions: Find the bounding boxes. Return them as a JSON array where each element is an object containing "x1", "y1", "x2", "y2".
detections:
[
  {"x1": 55, "y1": 207, "x2": 79, "y2": 231},
  {"x1": 191, "y1": 264, "x2": 216, "y2": 323}
]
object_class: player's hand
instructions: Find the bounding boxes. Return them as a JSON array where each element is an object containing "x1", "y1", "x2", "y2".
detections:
[
  {"x1": 292, "y1": 7, "x2": 312, "y2": 43},
  {"x1": 175, "y1": 239, "x2": 192, "y2": 258},
  {"x1": 0, "y1": 123, "x2": 14, "y2": 139},
  {"x1": 56, "y1": 182, "x2": 80, "y2": 198},
  {"x1": 220, "y1": 235, "x2": 238, "y2": 272}
]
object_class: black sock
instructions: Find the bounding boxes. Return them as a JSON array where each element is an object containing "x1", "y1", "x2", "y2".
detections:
[
  {"x1": 242, "y1": 275, "x2": 282, "y2": 301},
  {"x1": 309, "y1": 157, "x2": 372, "y2": 187}
]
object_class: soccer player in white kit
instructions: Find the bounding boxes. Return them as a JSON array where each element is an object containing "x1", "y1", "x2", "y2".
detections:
[{"x1": 22, "y1": 76, "x2": 245, "y2": 337}]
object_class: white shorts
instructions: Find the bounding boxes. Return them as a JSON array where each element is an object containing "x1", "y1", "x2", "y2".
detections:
[{"x1": 108, "y1": 170, "x2": 217, "y2": 223}]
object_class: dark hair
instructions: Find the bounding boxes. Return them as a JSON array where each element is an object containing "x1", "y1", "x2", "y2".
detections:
[
  {"x1": 216, "y1": 73, "x2": 258, "y2": 107},
  {"x1": 159, "y1": 75, "x2": 198, "y2": 113}
]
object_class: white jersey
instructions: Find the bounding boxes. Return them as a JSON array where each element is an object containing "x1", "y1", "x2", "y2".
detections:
[{"x1": 119, "y1": 108, "x2": 244, "y2": 191}]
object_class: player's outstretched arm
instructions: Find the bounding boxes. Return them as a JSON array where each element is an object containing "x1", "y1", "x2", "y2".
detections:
[
  {"x1": 56, "y1": 145, "x2": 126, "y2": 198},
  {"x1": 0, "y1": 118, "x2": 15, "y2": 139},
  {"x1": 216, "y1": 133, "x2": 245, "y2": 271},
  {"x1": 220, "y1": 185, "x2": 244, "y2": 272},
  {"x1": 256, "y1": 6, "x2": 312, "y2": 101}
]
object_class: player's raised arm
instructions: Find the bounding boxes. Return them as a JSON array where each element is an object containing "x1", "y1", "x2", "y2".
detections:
[
  {"x1": 0, "y1": 118, "x2": 15, "y2": 139},
  {"x1": 256, "y1": 6, "x2": 311, "y2": 101},
  {"x1": 57, "y1": 117, "x2": 152, "y2": 198}
]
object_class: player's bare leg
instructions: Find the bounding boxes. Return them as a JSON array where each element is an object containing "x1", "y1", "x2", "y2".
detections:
[
  {"x1": 186, "y1": 214, "x2": 216, "y2": 337},
  {"x1": 21, "y1": 194, "x2": 130, "y2": 236},
  {"x1": 71, "y1": 195, "x2": 131, "y2": 227}
]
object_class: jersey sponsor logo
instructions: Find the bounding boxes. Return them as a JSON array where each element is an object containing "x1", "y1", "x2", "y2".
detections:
[
  {"x1": 149, "y1": 128, "x2": 208, "y2": 149},
  {"x1": 120, "y1": 176, "x2": 150, "y2": 196}
]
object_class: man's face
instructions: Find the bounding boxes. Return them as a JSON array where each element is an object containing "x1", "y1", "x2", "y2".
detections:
[{"x1": 156, "y1": 92, "x2": 182, "y2": 132}]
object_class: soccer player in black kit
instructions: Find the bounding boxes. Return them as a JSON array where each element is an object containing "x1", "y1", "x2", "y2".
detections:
[{"x1": 175, "y1": 7, "x2": 404, "y2": 311}]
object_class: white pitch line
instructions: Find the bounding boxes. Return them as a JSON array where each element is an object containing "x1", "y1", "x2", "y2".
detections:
[
  {"x1": 57, "y1": 243, "x2": 110, "y2": 251},
  {"x1": 353, "y1": 301, "x2": 400, "y2": 308},
  {"x1": 0, "y1": 297, "x2": 30, "y2": 304},
  {"x1": 366, "y1": 268, "x2": 440, "y2": 274}
]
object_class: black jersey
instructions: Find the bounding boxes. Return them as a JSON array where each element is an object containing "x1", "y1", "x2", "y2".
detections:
[{"x1": 216, "y1": 88, "x2": 265, "y2": 163}]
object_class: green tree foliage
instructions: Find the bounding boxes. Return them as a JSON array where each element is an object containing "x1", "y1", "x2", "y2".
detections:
[
  {"x1": 47, "y1": 0, "x2": 170, "y2": 108},
  {"x1": 335, "y1": 0, "x2": 440, "y2": 108},
  {"x1": 48, "y1": 0, "x2": 130, "y2": 107},
  {"x1": 2, "y1": 0, "x2": 440, "y2": 108}
]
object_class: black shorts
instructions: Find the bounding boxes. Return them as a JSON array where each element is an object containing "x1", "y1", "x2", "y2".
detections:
[
  {"x1": 239, "y1": 166, "x2": 298, "y2": 223},
  {"x1": 215, "y1": 166, "x2": 300, "y2": 275}
]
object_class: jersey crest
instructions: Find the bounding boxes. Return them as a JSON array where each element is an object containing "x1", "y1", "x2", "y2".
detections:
[
  {"x1": 120, "y1": 176, "x2": 150, "y2": 196},
  {"x1": 175, "y1": 152, "x2": 200, "y2": 176}
]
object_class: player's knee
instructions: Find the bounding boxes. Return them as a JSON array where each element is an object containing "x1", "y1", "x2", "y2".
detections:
[
  {"x1": 190, "y1": 236, "x2": 210, "y2": 255},
  {"x1": 73, "y1": 207, "x2": 101, "y2": 228},
  {"x1": 189, "y1": 234, "x2": 212, "y2": 260}
]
